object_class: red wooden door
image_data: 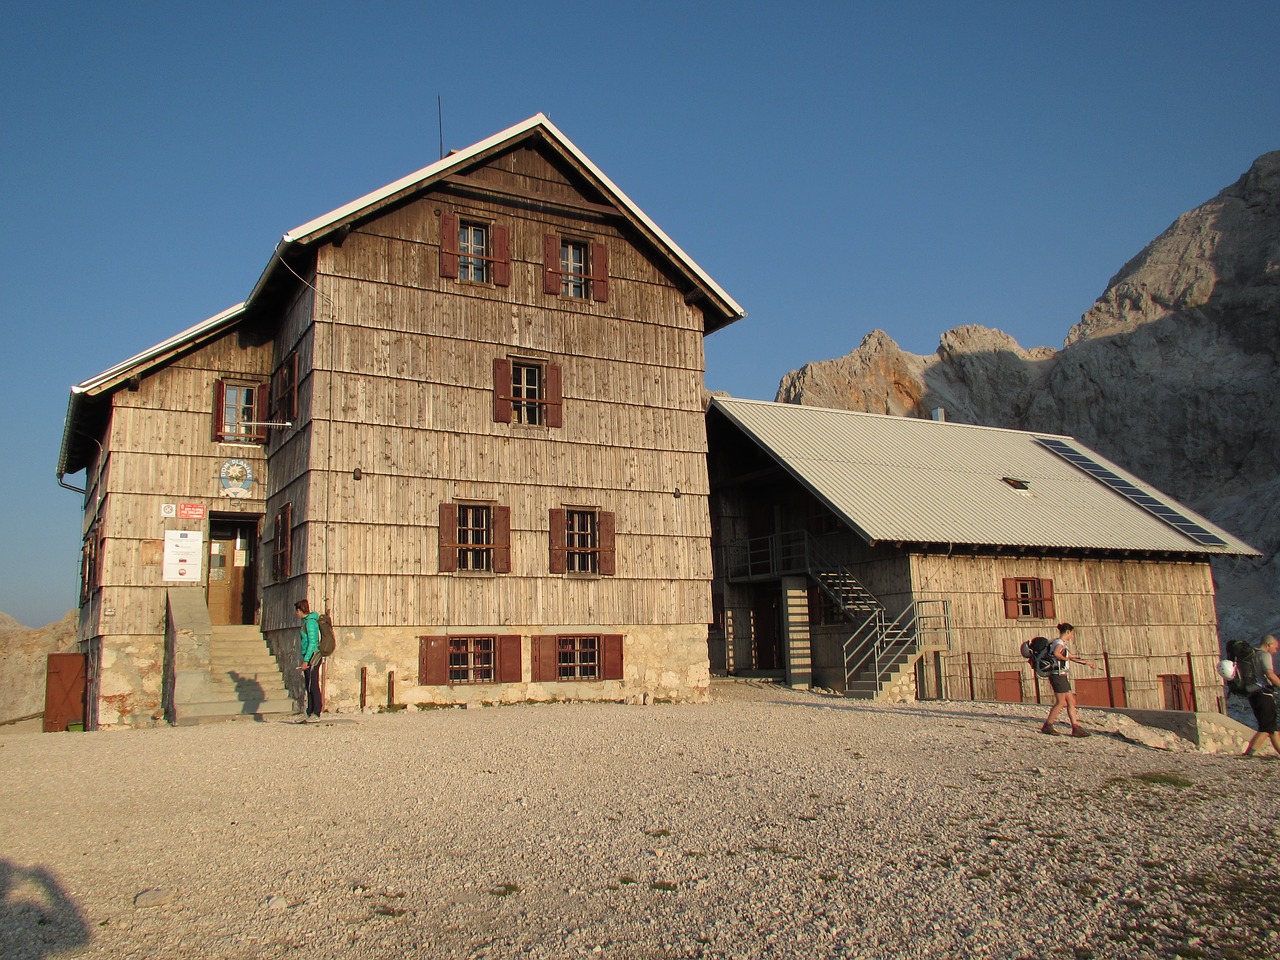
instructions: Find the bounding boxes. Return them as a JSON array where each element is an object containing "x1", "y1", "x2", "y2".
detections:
[{"x1": 44, "y1": 653, "x2": 86, "y2": 732}]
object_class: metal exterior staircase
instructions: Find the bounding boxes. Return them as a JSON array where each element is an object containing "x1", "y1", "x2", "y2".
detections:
[
  {"x1": 721, "y1": 530, "x2": 951, "y2": 699},
  {"x1": 177, "y1": 625, "x2": 296, "y2": 725}
]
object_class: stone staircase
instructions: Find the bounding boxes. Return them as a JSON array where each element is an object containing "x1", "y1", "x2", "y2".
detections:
[
  {"x1": 175, "y1": 625, "x2": 296, "y2": 725},
  {"x1": 843, "y1": 639, "x2": 918, "y2": 701}
]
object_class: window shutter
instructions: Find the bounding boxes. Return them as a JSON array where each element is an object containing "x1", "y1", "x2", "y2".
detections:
[
  {"x1": 214, "y1": 379, "x2": 229, "y2": 441},
  {"x1": 493, "y1": 358, "x2": 513, "y2": 423},
  {"x1": 543, "y1": 234, "x2": 561, "y2": 294},
  {"x1": 545, "y1": 363, "x2": 563, "y2": 428},
  {"x1": 590, "y1": 242, "x2": 609, "y2": 302},
  {"x1": 252, "y1": 382, "x2": 269, "y2": 442},
  {"x1": 491, "y1": 224, "x2": 511, "y2": 286},
  {"x1": 496, "y1": 634, "x2": 522, "y2": 683},
  {"x1": 492, "y1": 505, "x2": 512, "y2": 573},
  {"x1": 602, "y1": 634, "x2": 624, "y2": 680},
  {"x1": 1001, "y1": 578, "x2": 1020, "y2": 619},
  {"x1": 598, "y1": 511, "x2": 616, "y2": 576},
  {"x1": 438, "y1": 503, "x2": 458, "y2": 573},
  {"x1": 549, "y1": 509, "x2": 568, "y2": 574},
  {"x1": 440, "y1": 212, "x2": 459, "y2": 279},
  {"x1": 1041, "y1": 579, "x2": 1055, "y2": 620},
  {"x1": 531, "y1": 635, "x2": 558, "y2": 683},
  {"x1": 419, "y1": 635, "x2": 449, "y2": 685}
]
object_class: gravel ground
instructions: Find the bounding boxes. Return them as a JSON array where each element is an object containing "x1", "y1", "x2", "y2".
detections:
[{"x1": 2, "y1": 680, "x2": 1279, "y2": 960}]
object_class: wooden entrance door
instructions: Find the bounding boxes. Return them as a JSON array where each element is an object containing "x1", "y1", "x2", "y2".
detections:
[
  {"x1": 44, "y1": 653, "x2": 86, "y2": 732},
  {"x1": 208, "y1": 518, "x2": 258, "y2": 625}
]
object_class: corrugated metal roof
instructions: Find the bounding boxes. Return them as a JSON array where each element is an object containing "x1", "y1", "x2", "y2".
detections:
[{"x1": 711, "y1": 397, "x2": 1258, "y2": 556}]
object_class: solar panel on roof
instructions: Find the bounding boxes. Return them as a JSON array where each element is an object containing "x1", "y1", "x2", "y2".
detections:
[{"x1": 1033, "y1": 437, "x2": 1228, "y2": 547}]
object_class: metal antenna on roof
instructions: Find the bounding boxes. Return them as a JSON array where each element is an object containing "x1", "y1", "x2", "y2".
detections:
[{"x1": 438, "y1": 95, "x2": 444, "y2": 160}]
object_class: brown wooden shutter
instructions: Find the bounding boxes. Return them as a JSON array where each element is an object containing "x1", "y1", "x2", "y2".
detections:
[
  {"x1": 590, "y1": 242, "x2": 609, "y2": 302},
  {"x1": 252, "y1": 382, "x2": 269, "y2": 442},
  {"x1": 420, "y1": 635, "x2": 449, "y2": 685},
  {"x1": 491, "y1": 224, "x2": 511, "y2": 286},
  {"x1": 531, "y1": 635, "x2": 558, "y2": 683},
  {"x1": 496, "y1": 634, "x2": 522, "y2": 683},
  {"x1": 440, "y1": 212, "x2": 459, "y2": 279},
  {"x1": 213, "y1": 379, "x2": 229, "y2": 441},
  {"x1": 598, "y1": 511, "x2": 616, "y2": 576},
  {"x1": 549, "y1": 509, "x2": 567, "y2": 574},
  {"x1": 1040, "y1": 579, "x2": 1055, "y2": 620},
  {"x1": 545, "y1": 363, "x2": 563, "y2": 428},
  {"x1": 1001, "y1": 578, "x2": 1020, "y2": 619},
  {"x1": 602, "y1": 634, "x2": 624, "y2": 680},
  {"x1": 438, "y1": 503, "x2": 458, "y2": 573},
  {"x1": 492, "y1": 505, "x2": 512, "y2": 574},
  {"x1": 493, "y1": 357, "x2": 513, "y2": 423},
  {"x1": 543, "y1": 234, "x2": 561, "y2": 294}
]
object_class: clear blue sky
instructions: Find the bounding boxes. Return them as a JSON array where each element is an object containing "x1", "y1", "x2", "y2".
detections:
[{"x1": 2, "y1": 1, "x2": 1277, "y2": 628}]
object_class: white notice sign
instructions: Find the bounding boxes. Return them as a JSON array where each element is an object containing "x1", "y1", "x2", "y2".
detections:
[{"x1": 163, "y1": 530, "x2": 204, "y2": 582}]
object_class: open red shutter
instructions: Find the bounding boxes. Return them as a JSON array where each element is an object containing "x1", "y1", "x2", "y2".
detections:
[
  {"x1": 253, "y1": 382, "x2": 269, "y2": 442},
  {"x1": 590, "y1": 242, "x2": 609, "y2": 302},
  {"x1": 493, "y1": 358, "x2": 512, "y2": 423},
  {"x1": 543, "y1": 234, "x2": 561, "y2": 294},
  {"x1": 497, "y1": 634, "x2": 522, "y2": 683},
  {"x1": 598, "y1": 511, "x2": 616, "y2": 576},
  {"x1": 549, "y1": 509, "x2": 567, "y2": 574},
  {"x1": 1001, "y1": 578, "x2": 1019, "y2": 619},
  {"x1": 492, "y1": 505, "x2": 512, "y2": 574},
  {"x1": 545, "y1": 363, "x2": 563, "y2": 428},
  {"x1": 438, "y1": 503, "x2": 458, "y2": 573},
  {"x1": 491, "y1": 224, "x2": 511, "y2": 286},
  {"x1": 602, "y1": 634, "x2": 624, "y2": 680},
  {"x1": 1040, "y1": 579, "x2": 1055, "y2": 620},
  {"x1": 440, "y1": 213, "x2": 459, "y2": 279},
  {"x1": 420, "y1": 636, "x2": 449, "y2": 685},
  {"x1": 213, "y1": 379, "x2": 229, "y2": 441},
  {"x1": 531, "y1": 635, "x2": 558, "y2": 683}
]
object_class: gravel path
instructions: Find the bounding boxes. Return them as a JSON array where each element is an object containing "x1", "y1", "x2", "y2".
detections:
[{"x1": 2, "y1": 681, "x2": 1278, "y2": 960}]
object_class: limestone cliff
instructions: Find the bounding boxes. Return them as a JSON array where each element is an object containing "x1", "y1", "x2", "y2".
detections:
[{"x1": 776, "y1": 151, "x2": 1280, "y2": 637}]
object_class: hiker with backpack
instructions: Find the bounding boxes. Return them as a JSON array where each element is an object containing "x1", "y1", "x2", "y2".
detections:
[
  {"x1": 1038, "y1": 623, "x2": 1098, "y2": 738},
  {"x1": 1242, "y1": 634, "x2": 1280, "y2": 757},
  {"x1": 295, "y1": 599, "x2": 323, "y2": 722}
]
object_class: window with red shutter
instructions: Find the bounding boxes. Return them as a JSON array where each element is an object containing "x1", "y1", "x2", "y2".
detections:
[
  {"x1": 272, "y1": 503, "x2": 291, "y2": 582},
  {"x1": 440, "y1": 212, "x2": 459, "y2": 279},
  {"x1": 544, "y1": 234, "x2": 608, "y2": 302},
  {"x1": 214, "y1": 379, "x2": 269, "y2": 443},
  {"x1": 419, "y1": 635, "x2": 449, "y2": 685},
  {"x1": 601, "y1": 634, "x2": 624, "y2": 681},
  {"x1": 531, "y1": 634, "x2": 559, "y2": 682},
  {"x1": 1002, "y1": 577, "x2": 1054, "y2": 619},
  {"x1": 494, "y1": 357, "x2": 564, "y2": 428}
]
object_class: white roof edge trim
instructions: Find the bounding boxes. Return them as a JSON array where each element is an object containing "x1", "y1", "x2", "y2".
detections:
[
  {"x1": 72, "y1": 302, "x2": 249, "y2": 396},
  {"x1": 280, "y1": 113, "x2": 745, "y2": 320}
]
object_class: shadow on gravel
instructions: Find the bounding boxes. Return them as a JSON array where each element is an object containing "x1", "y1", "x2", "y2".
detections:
[
  {"x1": 765, "y1": 698, "x2": 1071, "y2": 727},
  {"x1": 0, "y1": 860, "x2": 90, "y2": 960}
]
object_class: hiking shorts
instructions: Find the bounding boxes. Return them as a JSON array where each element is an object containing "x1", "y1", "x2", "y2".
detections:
[
  {"x1": 1048, "y1": 673, "x2": 1072, "y2": 695},
  {"x1": 1248, "y1": 690, "x2": 1278, "y2": 734}
]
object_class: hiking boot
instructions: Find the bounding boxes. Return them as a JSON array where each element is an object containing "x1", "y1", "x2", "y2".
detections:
[
  {"x1": 1040, "y1": 724, "x2": 1059, "y2": 736},
  {"x1": 1070, "y1": 726, "x2": 1092, "y2": 738}
]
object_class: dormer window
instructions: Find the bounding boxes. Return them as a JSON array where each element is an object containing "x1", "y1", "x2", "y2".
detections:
[{"x1": 1001, "y1": 477, "x2": 1030, "y2": 490}]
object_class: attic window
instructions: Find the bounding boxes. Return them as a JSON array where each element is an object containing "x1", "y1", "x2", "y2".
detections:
[{"x1": 1001, "y1": 477, "x2": 1031, "y2": 491}]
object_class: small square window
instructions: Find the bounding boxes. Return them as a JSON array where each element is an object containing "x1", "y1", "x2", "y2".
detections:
[
  {"x1": 1002, "y1": 577, "x2": 1054, "y2": 619},
  {"x1": 449, "y1": 636, "x2": 495, "y2": 683},
  {"x1": 216, "y1": 380, "x2": 268, "y2": 443},
  {"x1": 457, "y1": 504, "x2": 493, "y2": 572},
  {"x1": 560, "y1": 240, "x2": 588, "y2": 298},
  {"x1": 557, "y1": 635, "x2": 601, "y2": 680},
  {"x1": 459, "y1": 221, "x2": 489, "y2": 283}
]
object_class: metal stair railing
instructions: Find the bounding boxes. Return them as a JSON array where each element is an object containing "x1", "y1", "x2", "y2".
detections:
[{"x1": 843, "y1": 598, "x2": 951, "y2": 692}]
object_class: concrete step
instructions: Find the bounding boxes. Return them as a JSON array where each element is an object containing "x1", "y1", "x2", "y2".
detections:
[
  {"x1": 211, "y1": 656, "x2": 285, "y2": 672},
  {"x1": 173, "y1": 697, "x2": 297, "y2": 726}
]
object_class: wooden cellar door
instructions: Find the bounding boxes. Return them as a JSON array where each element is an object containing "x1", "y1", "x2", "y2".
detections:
[{"x1": 43, "y1": 653, "x2": 86, "y2": 732}]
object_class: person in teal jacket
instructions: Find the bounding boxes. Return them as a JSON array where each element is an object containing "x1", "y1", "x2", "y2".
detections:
[{"x1": 295, "y1": 599, "x2": 322, "y2": 721}]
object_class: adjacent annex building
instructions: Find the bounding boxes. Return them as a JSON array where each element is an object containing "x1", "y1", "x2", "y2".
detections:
[
  {"x1": 57, "y1": 115, "x2": 744, "y2": 728},
  {"x1": 706, "y1": 398, "x2": 1257, "y2": 711}
]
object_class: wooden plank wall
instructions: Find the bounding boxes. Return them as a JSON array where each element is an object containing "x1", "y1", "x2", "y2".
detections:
[
  {"x1": 267, "y1": 142, "x2": 714, "y2": 633},
  {"x1": 909, "y1": 552, "x2": 1224, "y2": 710}
]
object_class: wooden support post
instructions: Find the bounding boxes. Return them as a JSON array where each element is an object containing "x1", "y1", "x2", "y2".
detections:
[
  {"x1": 1103, "y1": 652, "x2": 1115, "y2": 708},
  {"x1": 387, "y1": 670, "x2": 395, "y2": 710},
  {"x1": 1185, "y1": 652, "x2": 1198, "y2": 713},
  {"x1": 360, "y1": 666, "x2": 368, "y2": 711}
]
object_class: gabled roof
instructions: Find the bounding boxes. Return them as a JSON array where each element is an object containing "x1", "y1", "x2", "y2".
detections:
[
  {"x1": 58, "y1": 116, "x2": 745, "y2": 480},
  {"x1": 252, "y1": 113, "x2": 744, "y2": 330},
  {"x1": 710, "y1": 397, "x2": 1257, "y2": 557}
]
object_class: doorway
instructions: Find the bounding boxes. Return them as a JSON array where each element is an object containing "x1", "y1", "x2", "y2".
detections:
[
  {"x1": 749, "y1": 585, "x2": 783, "y2": 671},
  {"x1": 208, "y1": 516, "x2": 260, "y2": 625}
]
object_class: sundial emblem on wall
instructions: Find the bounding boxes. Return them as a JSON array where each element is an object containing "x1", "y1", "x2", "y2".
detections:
[{"x1": 219, "y1": 458, "x2": 254, "y2": 499}]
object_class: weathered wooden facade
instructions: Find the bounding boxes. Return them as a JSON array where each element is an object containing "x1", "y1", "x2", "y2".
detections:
[
  {"x1": 707, "y1": 398, "x2": 1257, "y2": 712},
  {"x1": 57, "y1": 116, "x2": 744, "y2": 728}
]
